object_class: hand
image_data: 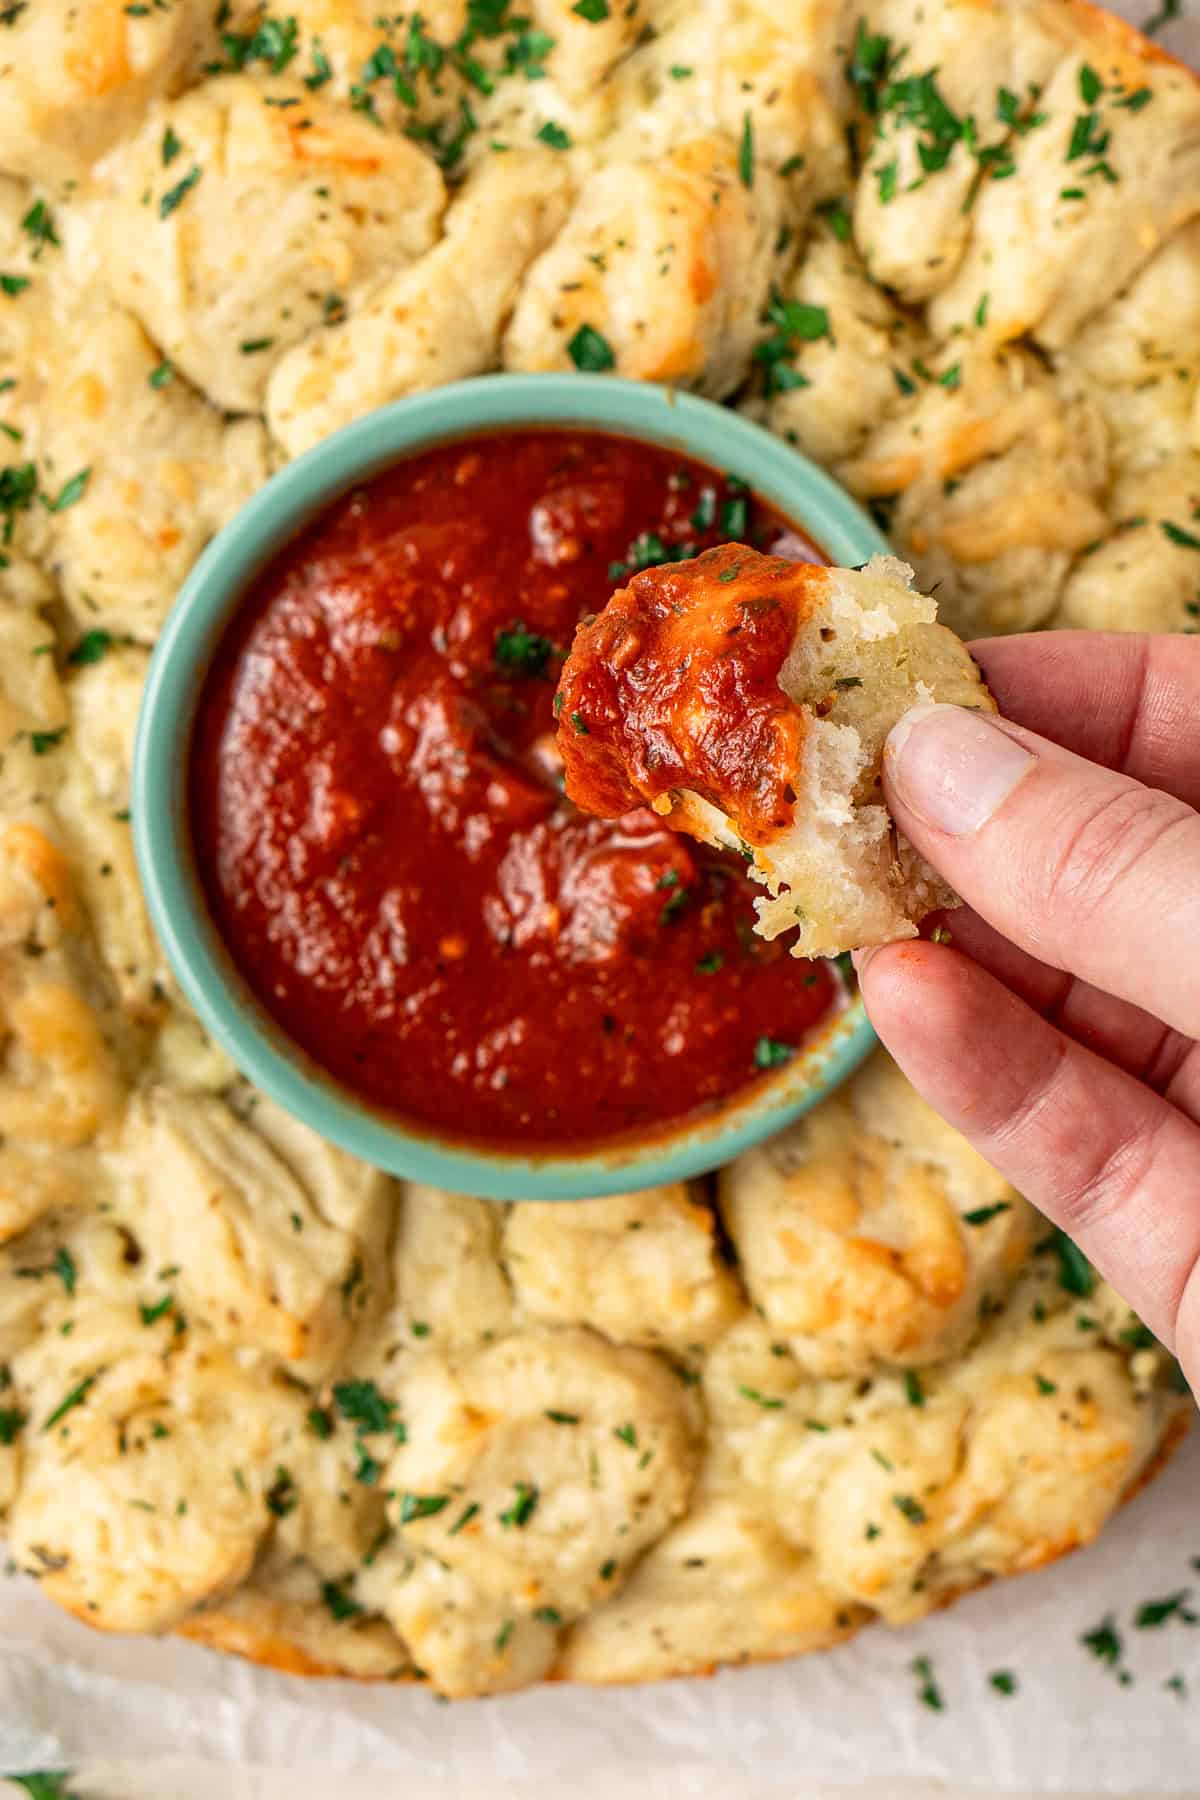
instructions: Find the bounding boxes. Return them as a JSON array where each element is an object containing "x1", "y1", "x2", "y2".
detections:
[{"x1": 855, "y1": 632, "x2": 1200, "y2": 1398}]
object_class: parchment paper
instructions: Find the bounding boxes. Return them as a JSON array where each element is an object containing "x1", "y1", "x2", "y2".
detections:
[{"x1": 3, "y1": 3, "x2": 1199, "y2": 1792}]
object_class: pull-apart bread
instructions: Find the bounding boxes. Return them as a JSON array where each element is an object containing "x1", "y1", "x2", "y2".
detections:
[{"x1": 558, "y1": 547, "x2": 993, "y2": 957}]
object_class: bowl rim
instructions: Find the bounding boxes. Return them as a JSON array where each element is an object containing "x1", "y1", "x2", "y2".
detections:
[{"x1": 133, "y1": 373, "x2": 884, "y2": 1200}]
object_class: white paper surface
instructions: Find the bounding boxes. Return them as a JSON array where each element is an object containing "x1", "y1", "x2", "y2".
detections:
[{"x1": 3, "y1": 3, "x2": 1199, "y2": 1793}]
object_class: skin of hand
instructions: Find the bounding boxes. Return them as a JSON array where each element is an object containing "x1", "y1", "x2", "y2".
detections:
[{"x1": 854, "y1": 632, "x2": 1200, "y2": 1400}]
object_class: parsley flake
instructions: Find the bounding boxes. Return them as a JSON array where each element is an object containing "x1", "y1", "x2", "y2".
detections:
[
  {"x1": 160, "y1": 165, "x2": 202, "y2": 219},
  {"x1": 1135, "y1": 1589, "x2": 1196, "y2": 1629},
  {"x1": 753, "y1": 1036, "x2": 794, "y2": 1070},
  {"x1": 499, "y1": 1481, "x2": 539, "y2": 1528},
  {"x1": 536, "y1": 119, "x2": 571, "y2": 149},
  {"x1": 42, "y1": 1372, "x2": 98, "y2": 1432},
  {"x1": 567, "y1": 322, "x2": 616, "y2": 372},
  {"x1": 738, "y1": 111, "x2": 755, "y2": 188},
  {"x1": 68, "y1": 629, "x2": 111, "y2": 666},
  {"x1": 738, "y1": 1385, "x2": 785, "y2": 1409},
  {"x1": 398, "y1": 1492, "x2": 450, "y2": 1523},
  {"x1": 495, "y1": 622, "x2": 555, "y2": 677},
  {"x1": 989, "y1": 1669, "x2": 1018, "y2": 1696},
  {"x1": 962, "y1": 1201, "x2": 1012, "y2": 1226},
  {"x1": 321, "y1": 1576, "x2": 363, "y2": 1621},
  {"x1": 912, "y1": 1654, "x2": 944, "y2": 1711}
]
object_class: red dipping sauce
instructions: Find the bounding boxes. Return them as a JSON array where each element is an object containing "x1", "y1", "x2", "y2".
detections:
[{"x1": 190, "y1": 430, "x2": 840, "y2": 1150}]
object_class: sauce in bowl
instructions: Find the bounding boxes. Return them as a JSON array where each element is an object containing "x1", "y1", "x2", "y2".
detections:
[{"x1": 189, "y1": 429, "x2": 840, "y2": 1150}]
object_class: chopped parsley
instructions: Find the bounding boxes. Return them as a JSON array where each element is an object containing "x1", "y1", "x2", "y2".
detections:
[
  {"x1": 354, "y1": 1441, "x2": 381, "y2": 1486},
  {"x1": 161, "y1": 125, "x2": 182, "y2": 166},
  {"x1": 962, "y1": 1201, "x2": 1011, "y2": 1227},
  {"x1": 499, "y1": 1480, "x2": 539, "y2": 1527},
  {"x1": 753, "y1": 288, "x2": 830, "y2": 395},
  {"x1": 1142, "y1": 0, "x2": 1180, "y2": 37},
  {"x1": 738, "y1": 1385, "x2": 785, "y2": 1409},
  {"x1": 42, "y1": 1372, "x2": 98, "y2": 1432},
  {"x1": 398, "y1": 1492, "x2": 450, "y2": 1523},
  {"x1": 738, "y1": 112, "x2": 755, "y2": 189},
  {"x1": 1034, "y1": 1374, "x2": 1057, "y2": 1395},
  {"x1": 1041, "y1": 1227, "x2": 1096, "y2": 1297},
  {"x1": 1162, "y1": 519, "x2": 1200, "y2": 552},
  {"x1": 239, "y1": 336, "x2": 275, "y2": 354},
  {"x1": 533, "y1": 1605, "x2": 563, "y2": 1624},
  {"x1": 494, "y1": 1618, "x2": 515, "y2": 1652},
  {"x1": 572, "y1": 0, "x2": 609, "y2": 16},
  {"x1": 148, "y1": 359, "x2": 175, "y2": 389},
  {"x1": 1081, "y1": 1613, "x2": 1122, "y2": 1668},
  {"x1": 1134, "y1": 1589, "x2": 1196, "y2": 1628},
  {"x1": 0, "y1": 1406, "x2": 27, "y2": 1444},
  {"x1": 753, "y1": 1036, "x2": 794, "y2": 1070},
  {"x1": 614, "y1": 1422, "x2": 637, "y2": 1447},
  {"x1": 938, "y1": 362, "x2": 962, "y2": 390},
  {"x1": 599, "y1": 1557, "x2": 617, "y2": 1579},
  {"x1": 332, "y1": 1378, "x2": 400, "y2": 1436},
  {"x1": 321, "y1": 1576, "x2": 364, "y2": 1621},
  {"x1": 892, "y1": 1493, "x2": 927, "y2": 1525},
  {"x1": 570, "y1": 710, "x2": 588, "y2": 735},
  {"x1": 160, "y1": 166, "x2": 202, "y2": 219},
  {"x1": 305, "y1": 38, "x2": 333, "y2": 88},
  {"x1": 265, "y1": 1465, "x2": 298, "y2": 1517},
  {"x1": 695, "y1": 950, "x2": 724, "y2": 975},
  {"x1": 567, "y1": 322, "x2": 616, "y2": 372},
  {"x1": 903, "y1": 1370, "x2": 924, "y2": 1407},
  {"x1": 989, "y1": 1669, "x2": 1017, "y2": 1696},
  {"x1": 875, "y1": 157, "x2": 898, "y2": 203},
  {"x1": 307, "y1": 1405, "x2": 334, "y2": 1439},
  {"x1": 536, "y1": 120, "x2": 571, "y2": 150},
  {"x1": 912, "y1": 1654, "x2": 944, "y2": 1711},
  {"x1": 448, "y1": 1501, "x2": 480, "y2": 1535},
  {"x1": 45, "y1": 467, "x2": 90, "y2": 512},
  {"x1": 495, "y1": 622, "x2": 555, "y2": 677},
  {"x1": 21, "y1": 200, "x2": 58, "y2": 257},
  {"x1": 0, "y1": 273, "x2": 29, "y2": 296},
  {"x1": 545, "y1": 1409, "x2": 579, "y2": 1424},
  {"x1": 815, "y1": 196, "x2": 852, "y2": 241},
  {"x1": 10, "y1": 1778, "x2": 82, "y2": 1800},
  {"x1": 219, "y1": 12, "x2": 299, "y2": 73},
  {"x1": 67, "y1": 629, "x2": 111, "y2": 666},
  {"x1": 30, "y1": 728, "x2": 66, "y2": 756}
]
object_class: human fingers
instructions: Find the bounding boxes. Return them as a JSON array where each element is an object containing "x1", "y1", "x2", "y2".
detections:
[
  {"x1": 882, "y1": 705, "x2": 1200, "y2": 1040},
  {"x1": 857, "y1": 939, "x2": 1200, "y2": 1384},
  {"x1": 930, "y1": 908, "x2": 1196, "y2": 1101},
  {"x1": 968, "y1": 633, "x2": 1200, "y2": 811}
]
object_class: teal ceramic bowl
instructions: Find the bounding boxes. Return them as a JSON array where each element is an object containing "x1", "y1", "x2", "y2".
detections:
[{"x1": 134, "y1": 374, "x2": 883, "y2": 1200}]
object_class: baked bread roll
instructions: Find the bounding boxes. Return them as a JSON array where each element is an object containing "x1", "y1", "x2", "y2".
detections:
[{"x1": 557, "y1": 545, "x2": 993, "y2": 957}]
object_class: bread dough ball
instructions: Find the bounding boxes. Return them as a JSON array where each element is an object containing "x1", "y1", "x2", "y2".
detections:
[{"x1": 557, "y1": 546, "x2": 993, "y2": 956}]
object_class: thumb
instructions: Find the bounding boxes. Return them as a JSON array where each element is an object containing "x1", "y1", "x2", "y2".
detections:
[{"x1": 880, "y1": 703, "x2": 1200, "y2": 1040}]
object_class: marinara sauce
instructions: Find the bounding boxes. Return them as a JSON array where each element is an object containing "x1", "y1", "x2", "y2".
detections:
[{"x1": 190, "y1": 430, "x2": 840, "y2": 1149}]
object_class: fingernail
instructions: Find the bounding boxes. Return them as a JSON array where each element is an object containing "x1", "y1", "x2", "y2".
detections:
[
  {"x1": 884, "y1": 704, "x2": 1036, "y2": 837},
  {"x1": 851, "y1": 946, "x2": 880, "y2": 979}
]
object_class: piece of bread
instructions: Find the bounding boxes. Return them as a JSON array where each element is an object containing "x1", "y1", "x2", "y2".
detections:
[{"x1": 557, "y1": 545, "x2": 994, "y2": 958}]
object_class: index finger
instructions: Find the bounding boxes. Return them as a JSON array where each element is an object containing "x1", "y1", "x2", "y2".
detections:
[{"x1": 970, "y1": 633, "x2": 1200, "y2": 811}]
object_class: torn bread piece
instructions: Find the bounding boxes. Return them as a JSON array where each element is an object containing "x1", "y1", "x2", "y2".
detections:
[{"x1": 556, "y1": 545, "x2": 993, "y2": 958}]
